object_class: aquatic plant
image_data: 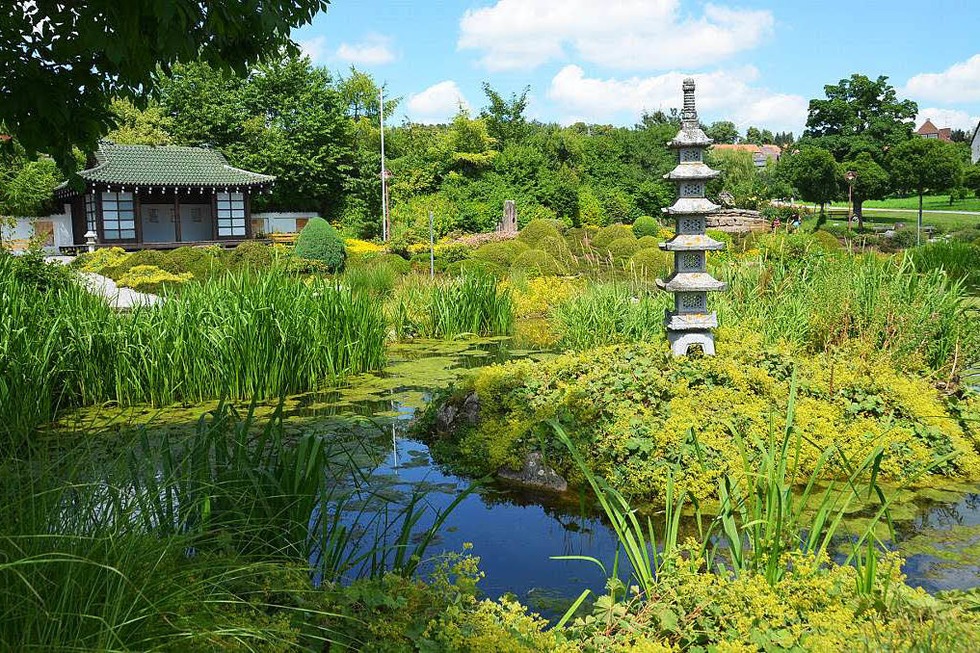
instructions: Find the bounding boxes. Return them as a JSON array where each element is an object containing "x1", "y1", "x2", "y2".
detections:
[
  {"x1": 908, "y1": 240, "x2": 980, "y2": 289},
  {"x1": 0, "y1": 401, "x2": 463, "y2": 650},
  {"x1": 0, "y1": 262, "x2": 386, "y2": 445},
  {"x1": 390, "y1": 272, "x2": 514, "y2": 339}
]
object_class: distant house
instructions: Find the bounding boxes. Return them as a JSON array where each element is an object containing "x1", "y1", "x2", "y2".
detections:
[
  {"x1": 53, "y1": 142, "x2": 275, "y2": 249},
  {"x1": 916, "y1": 119, "x2": 952, "y2": 142},
  {"x1": 710, "y1": 143, "x2": 782, "y2": 167},
  {"x1": 971, "y1": 119, "x2": 980, "y2": 164}
]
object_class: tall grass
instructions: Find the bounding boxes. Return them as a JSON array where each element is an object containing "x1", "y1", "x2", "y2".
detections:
[
  {"x1": 907, "y1": 240, "x2": 980, "y2": 290},
  {"x1": 390, "y1": 272, "x2": 514, "y2": 339},
  {"x1": 550, "y1": 252, "x2": 977, "y2": 374},
  {"x1": 0, "y1": 401, "x2": 460, "y2": 650},
  {"x1": 0, "y1": 262, "x2": 387, "y2": 446}
]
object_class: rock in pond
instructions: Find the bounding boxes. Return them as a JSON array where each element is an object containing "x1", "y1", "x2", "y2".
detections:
[
  {"x1": 435, "y1": 391, "x2": 480, "y2": 435},
  {"x1": 498, "y1": 452, "x2": 568, "y2": 493}
]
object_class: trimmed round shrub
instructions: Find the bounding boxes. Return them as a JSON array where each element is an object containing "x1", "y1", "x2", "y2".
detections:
[
  {"x1": 629, "y1": 248, "x2": 670, "y2": 279},
  {"x1": 72, "y1": 247, "x2": 129, "y2": 274},
  {"x1": 511, "y1": 249, "x2": 564, "y2": 278},
  {"x1": 811, "y1": 229, "x2": 842, "y2": 251},
  {"x1": 103, "y1": 249, "x2": 166, "y2": 280},
  {"x1": 230, "y1": 241, "x2": 275, "y2": 271},
  {"x1": 517, "y1": 219, "x2": 563, "y2": 247},
  {"x1": 564, "y1": 228, "x2": 592, "y2": 256},
  {"x1": 363, "y1": 253, "x2": 411, "y2": 275},
  {"x1": 592, "y1": 223, "x2": 634, "y2": 250},
  {"x1": 606, "y1": 237, "x2": 640, "y2": 263},
  {"x1": 446, "y1": 258, "x2": 506, "y2": 278},
  {"x1": 632, "y1": 215, "x2": 659, "y2": 238},
  {"x1": 294, "y1": 217, "x2": 346, "y2": 272},
  {"x1": 164, "y1": 246, "x2": 226, "y2": 279},
  {"x1": 637, "y1": 235, "x2": 660, "y2": 249},
  {"x1": 473, "y1": 240, "x2": 528, "y2": 267},
  {"x1": 538, "y1": 235, "x2": 573, "y2": 264}
]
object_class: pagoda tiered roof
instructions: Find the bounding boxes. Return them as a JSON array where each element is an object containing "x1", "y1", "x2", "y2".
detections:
[
  {"x1": 668, "y1": 127, "x2": 713, "y2": 149},
  {"x1": 659, "y1": 234, "x2": 726, "y2": 251},
  {"x1": 656, "y1": 272, "x2": 728, "y2": 293},
  {"x1": 665, "y1": 162, "x2": 721, "y2": 181},
  {"x1": 662, "y1": 197, "x2": 720, "y2": 214}
]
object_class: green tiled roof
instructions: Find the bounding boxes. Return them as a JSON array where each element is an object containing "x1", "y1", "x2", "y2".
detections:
[{"x1": 78, "y1": 142, "x2": 274, "y2": 188}]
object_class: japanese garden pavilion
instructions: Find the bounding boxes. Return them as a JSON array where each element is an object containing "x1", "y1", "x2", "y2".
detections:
[{"x1": 54, "y1": 142, "x2": 275, "y2": 249}]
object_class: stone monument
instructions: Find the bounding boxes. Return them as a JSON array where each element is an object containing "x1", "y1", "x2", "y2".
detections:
[{"x1": 657, "y1": 78, "x2": 727, "y2": 356}]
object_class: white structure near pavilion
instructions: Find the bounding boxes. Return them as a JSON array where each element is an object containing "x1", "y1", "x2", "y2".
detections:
[{"x1": 657, "y1": 78, "x2": 727, "y2": 356}]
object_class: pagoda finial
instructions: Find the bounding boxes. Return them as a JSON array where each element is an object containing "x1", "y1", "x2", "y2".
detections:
[{"x1": 681, "y1": 77, "x2": 697, "y2": 124}]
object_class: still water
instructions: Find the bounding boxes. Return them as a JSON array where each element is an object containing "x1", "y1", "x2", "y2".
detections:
[{"x1": 59, "y1": 336, "x2": 980, "y2": 615}]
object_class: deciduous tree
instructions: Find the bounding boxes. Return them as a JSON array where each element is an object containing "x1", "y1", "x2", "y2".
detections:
[
  {"x1": 1, "y1": 0, "x2": 329, "y2": 168},
  {"x1": 839, "y1": 152, "x2": 889, "y2": 230},
  {"x1": 802, "y1": 74, "x2": 917, "y2": 163},
  {"x1": 888, "y1": 139, "x2": 963, "y2": 243}
]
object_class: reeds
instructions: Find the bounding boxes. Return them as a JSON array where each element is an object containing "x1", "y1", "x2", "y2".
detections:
[
  {"x1": 389, "y1": 272, "x2": 514, "y2": 339},
  {"x1": 0, "y1": 263, "x2": 387, "y2": 446},
  {"x1": 0, "y1": 401, "x2": 460, "y2": 650},
  {"x1": 550, "y1": 253, "x2": 977, "y2": 374}
]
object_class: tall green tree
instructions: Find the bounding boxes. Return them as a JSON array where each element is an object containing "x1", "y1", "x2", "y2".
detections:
[
  {"x1": 1, "y1": 0, "x2": 328, "y2": 168},
  {"x1": 802, "y1": 74, "x2": 918, "y2": 163},
  {"x1": 839, "y1": 152, "x2": 889, "y2": 230},
  {"x1": 705, "y1": 121, "x2": 739, "y2": 144},
  {"x1": 104, "y1": 99, "x2": 174, "y2": 146},
  {"x1": 479, "y1": 83, "x2": 531, "y2": 148},
  {"x1": 888, "y1": 139, "x2": 963, "y2": 243},
  {"x1": 160, "y1": 58, "x2": 354, "y2": 215},
  {"x1": 782, "y1": 146, "x2": 840, "y2": 210}
]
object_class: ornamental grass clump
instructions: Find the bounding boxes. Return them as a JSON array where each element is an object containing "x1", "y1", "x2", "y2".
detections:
[{"x1": 295, "y1": 216, "x2": 346, "y2": 272}]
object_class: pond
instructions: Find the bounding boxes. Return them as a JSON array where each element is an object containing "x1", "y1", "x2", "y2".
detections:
[{"x1": 53, "y1": 336, "x2": 980, "y2": 617}]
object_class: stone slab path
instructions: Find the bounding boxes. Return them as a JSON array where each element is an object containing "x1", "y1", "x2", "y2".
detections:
[{"x1": 79, "y1": 272, "x2": 162, "y2": 309}]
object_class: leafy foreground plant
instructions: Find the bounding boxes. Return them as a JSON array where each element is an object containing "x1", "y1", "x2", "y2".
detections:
[
  {"x1": 0, "y1": 401, "x2": 463, "y2": 651},
  {"x1": 546, "y1": 379, "x2": 980, "y2": 652}
]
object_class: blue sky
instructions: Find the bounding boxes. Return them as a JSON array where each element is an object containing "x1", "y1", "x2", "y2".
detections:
[{"x1": 294, "y1": 0, "x2": 980, "y2": 135}]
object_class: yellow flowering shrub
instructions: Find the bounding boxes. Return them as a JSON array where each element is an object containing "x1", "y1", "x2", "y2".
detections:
[
  {"x1": 502, "y1": 276, "x2": 580, "y2": 318},
  {"x1": 115, "y1": 264, "x2": 192, "y2": 294},
  {"x1": 345, "y1": 238, "x2": 383, "y2": 255},
  {"x1": 434, "y1": 327, "x2": 980, "y2": 501},
  {"x1": 73, "y1": 246, "x2": 130, "y2": 273}
]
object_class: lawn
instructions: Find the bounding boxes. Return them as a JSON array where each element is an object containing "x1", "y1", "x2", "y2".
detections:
[
  {"x1": 823, "y1": 210, "x2": 980, "y2": 232},
  {"x1": 830, "y1": 194, "x2": 980, "y2": 212}
]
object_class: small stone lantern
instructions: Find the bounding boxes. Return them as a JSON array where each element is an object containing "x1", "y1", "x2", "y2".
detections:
[
  {"x1": 84, "y1": 230, "x2": 98, "y2": 253},
  {"x1": 657, "y1": 78, "x2": 727, "y2": 356}
]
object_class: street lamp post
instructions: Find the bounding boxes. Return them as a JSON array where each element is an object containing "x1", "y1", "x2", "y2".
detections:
[{"x1": 845, "y1": 170, "x2": 857, "y2": 231}]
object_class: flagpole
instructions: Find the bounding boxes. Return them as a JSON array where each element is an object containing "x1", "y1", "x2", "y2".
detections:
[{"x1": 379, "y1": 86, "x2": 389, "y2": 241}]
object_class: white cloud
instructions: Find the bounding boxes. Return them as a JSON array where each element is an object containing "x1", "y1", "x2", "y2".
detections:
[
  {"x1": 299, "y1": 35, "x2": 329, "y2": 63},
  {"x1": 405, "y1": 81, "x2": 471, "y2": 124},
  {"x1": 916, "y1": 108, "x2": 980, "y2": 132},
  {"x1": 335, "y1": 34, "x2": 396, "y2": 65},
  {"x1": 458, "y1": 0, "x2": 774, "y2": 71},
  {"x1": 904, "y1": 54, "x2": 980, "y2": 103},
  {"x1": 547, "y1": 65, "x2": 808, "y2": 132}
]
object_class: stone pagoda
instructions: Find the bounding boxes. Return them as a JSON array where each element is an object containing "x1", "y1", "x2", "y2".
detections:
[{"x1": 657, "y1": 78, "x2": 727, "y2": 356}]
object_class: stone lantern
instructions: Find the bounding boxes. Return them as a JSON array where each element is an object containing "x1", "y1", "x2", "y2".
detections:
[{"x1": 657, "y1": 78, "x2": 727, "y2": 356}]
